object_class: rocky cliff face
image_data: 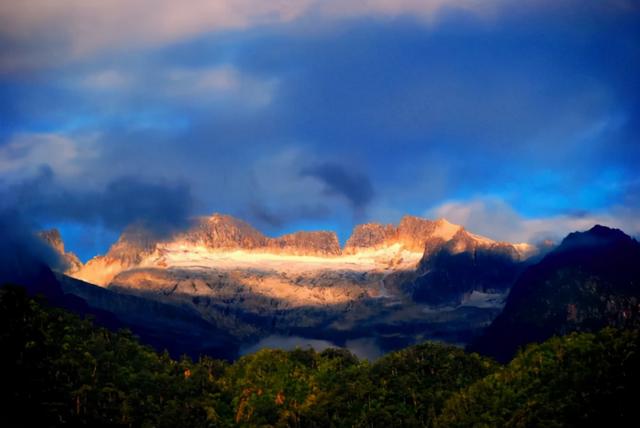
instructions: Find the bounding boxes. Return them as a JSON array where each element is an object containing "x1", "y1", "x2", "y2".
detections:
[
  {"x1": 267, "y1": 231, "x2": 341, "y2": 256},
  {"x1": 344, "y1": 223, "x2": 397, "y2": 254},
  {"x1": 179, "y1": 214, "x2": 341, "y2": 256},
  {"x1": 397, "y1": 216, "x2": 461, "y2": 252},
  {"x1": 183, "y1": 214, "x2": 268, "y2": 249},
  {"x1": 344, "y1": 216, "x2": 464, "y2": 254}
]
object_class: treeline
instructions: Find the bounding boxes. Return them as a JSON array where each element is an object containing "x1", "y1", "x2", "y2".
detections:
[{"x1": 1, "y1": 285, "x2": 638, "y2": 427}]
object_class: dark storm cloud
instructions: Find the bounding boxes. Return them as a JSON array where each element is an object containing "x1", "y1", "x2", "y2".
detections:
[
  {"x1": 0, "y1": 0, "x2": 639, "y2": 253},
  {"x1": 3, "y1": 166, "x2": 195, "y2": 237},
  {"x1": 248, "y1": 201, "x2": 331, "y2": 229},
  {"x1": 227, "y1": 2, "x2": 639, "y2": 169},
  {"x1": 300, "y1": 163, "x2": 374, "y2": 212}
]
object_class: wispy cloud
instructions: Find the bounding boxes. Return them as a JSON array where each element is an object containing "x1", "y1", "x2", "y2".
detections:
[
  {"x1": 4, "y1": 0, "x2": 635, "y2": 72},
  {"x1": 80, "y1": 69, "x2": 132, "y2": 90},
  {"x1": 74, "y1": 64, "x2": 277, "y2": 109},
  {"x1": 0, "y1": 132, "x2": 98, "y2": 180},
  {"x1": 165, "y1": 65, "x2": 278, "y2": 108}
]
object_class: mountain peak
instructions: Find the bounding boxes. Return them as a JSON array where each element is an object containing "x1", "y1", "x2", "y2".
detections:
[
  {"x1": 185, "y1": 213, "x2": 267, "y2": 249},
  {"x1": 343, "y1": 215, "x2": 465, "y2": 254},
  {"x1": 397, "y1": 215, "x2": 463, "y2": 252},
  {"x1": 586, "y1": 224, "x2": 632, "y2": 240},
  {"x1": 471, "y1": 224, "x2": 640, "y2": 362},
  {"x1": 558, "y1": 224, "x2": 635, "y2": 253},
  {"x1": 343, "y1": 222, "x2": 397, "y2": 254}
]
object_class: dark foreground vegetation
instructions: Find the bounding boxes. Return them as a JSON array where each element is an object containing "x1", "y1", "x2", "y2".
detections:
[{"x1": 2, "y1": 285, "x2": 638, "y2": 427}]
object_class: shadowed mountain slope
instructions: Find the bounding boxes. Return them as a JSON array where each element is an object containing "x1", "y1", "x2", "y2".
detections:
[{"x1": 471, "y1": 225, "x2": 640, "y2": 362}]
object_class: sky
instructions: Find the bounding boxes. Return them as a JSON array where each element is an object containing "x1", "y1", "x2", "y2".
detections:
[{"x1": 0, "y1": 0, "x2": 639, "y2": 261}]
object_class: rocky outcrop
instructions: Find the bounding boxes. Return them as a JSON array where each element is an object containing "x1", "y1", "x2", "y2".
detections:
[
  {"x1": 344, "y1": 223, "x2": 397, "y2": 254},
  {"x1": 103, "y1": 227, "x2": 159, "y2": 265},
  {"x1": 344, "y1": 216, "x2": 463, "y2": 254},
  {"x1": 183, "y1": 214, "x2": 268, "y2": 249},
  {"x1": 38, "y1": 229, "x2": 83, "y2": 274},
  {"x1": 267, "y1": 231, "x2": 341, "y2": 256},
  {"x1": 181, "y1": 214, "x2": 341, "y2": 256},
  {"x1": 182, "y1": 214, "x2": 520, "y2": 261},
  {"x1": 396, "y1": 216, "x2": 439, "y2": 251}
]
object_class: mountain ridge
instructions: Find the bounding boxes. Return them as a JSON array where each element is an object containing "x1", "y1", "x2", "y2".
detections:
[
  {"x1": 470, "y1": 224, "x2": 640, "y2": 362},
  {"x1": 35, "y1": 216, "x2": 640, "y2": 363},
  {"x1": 62, "y1": 213, "x2": 534, "y2": 286},
  {"x1": 38, "y1": 213, "x2": 539, "y2": 355}
]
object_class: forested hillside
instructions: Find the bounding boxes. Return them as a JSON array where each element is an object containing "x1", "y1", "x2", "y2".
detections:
[{"x1": 2, "y1": 285, "x2": 638, "y2": 427}]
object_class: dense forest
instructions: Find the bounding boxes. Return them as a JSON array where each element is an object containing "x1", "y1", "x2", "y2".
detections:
[{"x1": 2, "y1": 285, "x2": 638, "y2": 427}]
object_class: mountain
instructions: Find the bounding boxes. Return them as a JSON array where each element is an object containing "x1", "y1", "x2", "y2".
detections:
[
  {"x1": 405, "y1": 228, "x2": 530, "y2": 306},
  {"x1": 73, "y1": 213, "x2": 533, "y2": 288},
  {"x1": 73, "y1": 215, "x2": 345, "y2": 286},
  {"x1": 471, "y1": 225, "x2": 640, "y2": 362},
  {"x1": 2, "y1": 231, "x2": 238, "y2": 359},
  {"x1": 184, "y1": 214, "x2": 342, "y2": 255},
  {"x1": 49, "y1": 214, "x2": 535, "y2": 356},
  {"x1": 344, "y1": 217, "x2": 464, "y2": 253}
]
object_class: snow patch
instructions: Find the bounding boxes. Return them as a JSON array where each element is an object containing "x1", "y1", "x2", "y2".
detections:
[{"x1": 141, "y1": 242, "x2": 424, "y2": 273}]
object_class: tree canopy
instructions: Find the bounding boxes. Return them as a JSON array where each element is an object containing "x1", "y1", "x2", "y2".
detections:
[{"x1": 1, "y1": 285, "x2": 638, "y2": 427}]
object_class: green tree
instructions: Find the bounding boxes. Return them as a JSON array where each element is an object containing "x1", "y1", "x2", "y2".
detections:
[{"x1": 437, "y1": 328, "x2": 640, "y2": 427}]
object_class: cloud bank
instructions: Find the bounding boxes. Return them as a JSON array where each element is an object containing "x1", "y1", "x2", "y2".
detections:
[
  {"x1": 0, "y1": 0, "x2": 494, "y2": 70},
  {"x1": 2, "y1": 167, "x2": 195, "y2": 238},
  {"x1": 0, "y1": 0, "x2": 638, "y2": 257},
  {"x1": 428, "y1": 197, "x2": 640, "y2": 244}
]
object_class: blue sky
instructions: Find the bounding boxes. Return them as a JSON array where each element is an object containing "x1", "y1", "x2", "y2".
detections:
[{"x1": 1, "y1": 0, "x2": 639, "y2": 260}]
